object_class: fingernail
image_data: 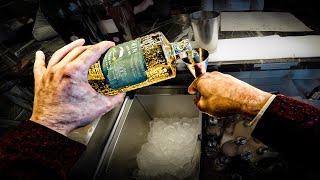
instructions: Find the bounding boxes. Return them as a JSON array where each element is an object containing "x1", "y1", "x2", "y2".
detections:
[
  {"x1": 36, "y1": 50, "x2": 43, "y2": 56},
  {"x1": 73, "y1": 38, "x2": 85, "y2": 44},
  {"x1": 102, "y1": 41, "x2": 115, "y2": 46},
  {"x1": 78, "y1": 38, "x2": 85, "y2": 43}
]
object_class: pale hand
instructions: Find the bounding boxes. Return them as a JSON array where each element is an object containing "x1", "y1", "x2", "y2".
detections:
[
  {"x1": 31, "y1": 39, "x2": 125, "y2": 136},
  {"x1": 188, "y1": 71, "x2": 272, "y2": 116}
]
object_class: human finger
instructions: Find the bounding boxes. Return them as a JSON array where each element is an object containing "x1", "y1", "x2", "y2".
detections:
[{"x1": 47, "y1": 39, "x2": 85, "y2": 68}]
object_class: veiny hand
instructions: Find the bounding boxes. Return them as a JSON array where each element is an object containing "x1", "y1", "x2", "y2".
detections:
[
  {"x1": 31, "y1": 39, "x2": 125, "y2": 136},
  {"x1": 188, "y1": 71, "x2": 272, "y2": 116}
]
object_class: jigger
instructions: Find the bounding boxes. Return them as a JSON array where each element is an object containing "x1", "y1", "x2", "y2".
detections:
[
  {"x1": 183, "y1": 48, "x2": 209, "y2": 78},
  {"x1": 183, "y1": 47, "x2": 209, "y2": 102}
]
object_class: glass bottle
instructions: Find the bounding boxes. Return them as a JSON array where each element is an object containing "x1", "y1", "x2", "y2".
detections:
[{"x1": 88, "y1": 32, "x2": 194, "y2": 95}]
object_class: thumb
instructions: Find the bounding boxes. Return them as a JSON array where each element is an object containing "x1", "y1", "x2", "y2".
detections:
[{"x1": 34, "y1": 51, "x2": 46, "y2": 87}]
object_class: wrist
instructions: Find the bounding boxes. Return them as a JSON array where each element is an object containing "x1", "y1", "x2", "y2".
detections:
[
  {"x1": 30, "y1": 114, "x2": 70, "y2": 136},
  {"x1": 241, "y1": 91, "x2": 272, "y2": 116}
]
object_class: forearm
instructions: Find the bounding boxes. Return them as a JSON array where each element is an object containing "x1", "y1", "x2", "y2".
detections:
[
  {"x1": 252, "y1": 95, "x2": 320, "y2": 164},
  {"x1": 0, "y1": 120, "x2": 85, "y2": 179}
]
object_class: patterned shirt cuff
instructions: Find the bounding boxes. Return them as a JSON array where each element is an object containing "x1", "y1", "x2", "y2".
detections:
[{"x1": 247, "y1": 94, "x2": 277, "y2": 129}]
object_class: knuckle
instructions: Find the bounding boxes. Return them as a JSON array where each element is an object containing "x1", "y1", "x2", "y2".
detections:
[
  {"x1": 50, "y1": 66, "x2": 62, "y2": 74},
  {"x1": 74, "y1": 46, "x2": 83, "y2": 50},
  {"x1": 197, "y1": 103, "x2": 207, "y2": 112},
  {"x1": 61, "y1": 67, "x2": 71, "y2": 76},
  {"x1": 72, "y1": 64, "x2": 82, "y2": 72},
  {"x1": 88, "y1": 46, "x2": 99, "y2": 53},
  {"x1": 197, "y1": 99, "x2": 206, "y2": 110},
  {"x1": 47, "y1": 68, "x2": 56, "y2": 77},
  {"x1": 224, "y1": 74, "x2": 233, "y2": 78},
  {"x1": 187, "y1": 85, "x2": 194, "y2": 93},
  {"x1": 197, "y1": 79, "x2": 206, "y2": 89},
  {"x1": 210, "y1": 71, "x2": 220, "y2": 76},
  {"x1": 104, "y1": 100, "x2": 113, "y2": 110},
  {"x1": 198, "y1": 73, "x2": 209, "y2": 81},
  {"x1": 84, "y1": 48, "x2": 99, "y2": 58},
  {"x1": 43, "y1": 70, "x2": 54, "y2": 82},
  {"x1": 64, "y1": 64, "x2": 81, "y2": 74}
]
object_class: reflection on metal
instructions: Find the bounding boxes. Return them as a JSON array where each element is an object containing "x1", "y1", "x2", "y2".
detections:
[
  {"x1": 68, "y1": 117, "x2": 101, "y2": 145},
  {"x1": 190, "y1": 11, "x2": 220, "y2": 53},
  {"x1": 183, "y1": 48, "x2": 209, "y2": 77},
  {"x1": 94, "y1": 88, "x2": 201, "y2": 179},
  {"x1": 93, "y1": 96, "x2": 131, "y2": 179}
]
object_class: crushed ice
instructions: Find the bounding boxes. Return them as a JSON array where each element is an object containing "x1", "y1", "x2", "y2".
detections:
[{"x1": 137, "y1": 117, "x2": 200, "y2": 179}]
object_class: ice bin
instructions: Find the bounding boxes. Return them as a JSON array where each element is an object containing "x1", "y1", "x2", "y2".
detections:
[{"x1": 94, "y1": 94, "x2": 202, "y2": 179}]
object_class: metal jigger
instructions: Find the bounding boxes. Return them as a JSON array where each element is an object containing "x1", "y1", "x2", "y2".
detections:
[
  {"x1": 182, "y1": 47, "x2": 209, "y2": 101},
  {"x1": 183, "y1": 48, "x2": 209, "y2": 78}
]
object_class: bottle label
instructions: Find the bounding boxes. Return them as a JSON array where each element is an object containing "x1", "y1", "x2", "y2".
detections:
[{"x1": 102, "y1": 39, "x2": 147, "y2": 89}]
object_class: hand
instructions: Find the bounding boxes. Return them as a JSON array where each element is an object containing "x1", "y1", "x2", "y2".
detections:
[
  {"x1": 31, "y1": 39, "x2": 125, "y2": 136},
  {"x1": 188, "y1": 71, "x2": 272, "y2": 116}
]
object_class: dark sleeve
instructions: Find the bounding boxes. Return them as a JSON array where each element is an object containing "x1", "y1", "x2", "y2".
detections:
[
  {"x1": 0, "y1": 120, "x2": 86, "y2": 179},
  {"x1": 252, "y1": 94, "x2": 320, "y2": 165}
]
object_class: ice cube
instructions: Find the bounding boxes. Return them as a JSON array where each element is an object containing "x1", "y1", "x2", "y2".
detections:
[{"x1": 137, "y1": 117, "x2": 200, "y2": 179}]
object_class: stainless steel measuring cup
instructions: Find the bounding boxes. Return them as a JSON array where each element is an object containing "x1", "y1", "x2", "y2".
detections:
[
  {"x1": 183, "y1": 48, "x2": 209, "y2": 78},
  {"x1": 183, "y1": 48, "x2": 209, "y2": 100}
]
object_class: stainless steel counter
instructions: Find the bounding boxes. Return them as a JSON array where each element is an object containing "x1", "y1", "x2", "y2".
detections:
[
  {"x1": 70, "y1": 66, "x2": 320, "y2": 179},
  {"x1": 69, "y1": 16, "x2": 320, "y2": 179}
]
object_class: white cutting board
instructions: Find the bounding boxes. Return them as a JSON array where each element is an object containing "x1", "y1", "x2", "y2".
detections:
[
  {"x1": 221, "y1": 12, "x2": 312, "y2": 32},
  {"x1": 209, "y1": 35, "x2": 320, "y2": 62}
]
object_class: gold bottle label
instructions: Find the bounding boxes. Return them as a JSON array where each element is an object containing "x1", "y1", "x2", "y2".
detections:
[
  {"x1": 88, "y1": 62, "x2": 105, "y2": 80},
  {"x1": 88, "y1": 32, "x2": 182, "y2": 95}
]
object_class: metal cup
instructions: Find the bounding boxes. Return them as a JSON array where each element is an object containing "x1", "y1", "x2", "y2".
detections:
[
  {"x1": 183, "y1": 48, "x2": 209, "y2": 100},
  {"x1": 183, "y1": 48, "x2": 209, "y2": 78},
  {"x1": 190, "y1": 11, "x2": 220, "y2": 53}
]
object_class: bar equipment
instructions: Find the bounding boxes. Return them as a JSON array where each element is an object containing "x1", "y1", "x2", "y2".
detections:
[{"x1": 190, "y1": 11, "x2": 220, "y2": 53}]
